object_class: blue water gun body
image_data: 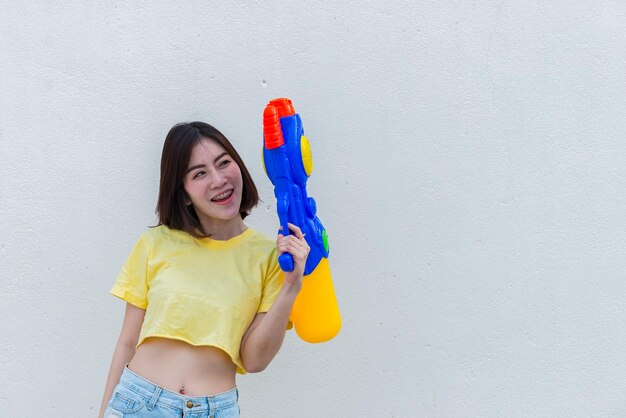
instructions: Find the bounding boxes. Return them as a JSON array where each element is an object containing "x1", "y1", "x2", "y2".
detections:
[
  {"x1": 262, "y1": 97, "x2": 341, "y2": 343},
  {"x1": 262, "y1": 98, "x2": 329, "y2": 275}
]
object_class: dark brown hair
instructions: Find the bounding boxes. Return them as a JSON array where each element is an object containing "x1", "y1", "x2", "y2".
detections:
[{"x1": 155, "y1": 122, "x2": 259, "y2": 237}]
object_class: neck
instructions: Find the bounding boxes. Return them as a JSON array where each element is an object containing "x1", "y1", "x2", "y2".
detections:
[{"x1": 199, "y1": 215, "x2": 247, "y2": 240}]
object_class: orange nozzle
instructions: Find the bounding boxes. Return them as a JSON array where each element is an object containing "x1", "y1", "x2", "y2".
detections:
[
  {"x1": 268, "y1": 98, "x2": 296, "y2": 118},
  {"x1": 263, "y1": 105, "x2": 284, "y2": 149}
]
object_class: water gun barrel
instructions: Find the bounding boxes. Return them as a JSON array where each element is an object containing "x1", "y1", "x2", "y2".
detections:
[
  {"x1": 262, "y1": 98, "x2": 341, "y2": 343},
  {"x1": 263, "y1": 104, "x2": 295, "y2": 272}
]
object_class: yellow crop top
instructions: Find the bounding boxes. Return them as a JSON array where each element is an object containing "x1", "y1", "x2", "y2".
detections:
[{"x1": 110, "y1": 225, "x2": 286, "y2": 374}]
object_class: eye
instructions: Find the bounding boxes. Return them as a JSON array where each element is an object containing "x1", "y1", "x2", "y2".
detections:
[
  {"x1": 192, "y1": 170, "x2": 206, "y2": 179},
  {"x1": 219, "y1": 159, "x2": 231, "y2": 167}
]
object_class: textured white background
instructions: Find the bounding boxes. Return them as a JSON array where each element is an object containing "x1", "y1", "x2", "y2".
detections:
[{"x1": 1, "y1": 1, "x2": 626, "y2": 417}]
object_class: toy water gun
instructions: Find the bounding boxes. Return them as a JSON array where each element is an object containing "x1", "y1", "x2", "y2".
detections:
[{"x1": 262, "y1": 98, "x2": 341, "y2": 343}]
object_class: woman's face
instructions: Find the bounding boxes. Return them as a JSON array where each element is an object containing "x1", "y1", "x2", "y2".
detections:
[{"x1": 183, "y1": 138, "x2": 243, "y2": 228}]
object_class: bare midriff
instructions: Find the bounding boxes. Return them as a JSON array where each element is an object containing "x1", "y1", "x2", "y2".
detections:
[{"x1": 127, "y1": 337, "x2": 237, "y2": 396}]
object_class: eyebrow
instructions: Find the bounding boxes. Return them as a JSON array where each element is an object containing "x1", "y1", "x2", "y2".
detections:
[{"x1": 186, "y1": 152, "x2": 230, "y2": 174}]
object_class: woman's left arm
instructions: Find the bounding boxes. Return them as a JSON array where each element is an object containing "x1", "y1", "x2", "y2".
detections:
[{"x1": 239, "y1": 223, "x2": 309, "y2": 373}]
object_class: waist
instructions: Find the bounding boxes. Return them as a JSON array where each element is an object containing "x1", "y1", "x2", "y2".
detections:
[
  {"x1": 128, "y1": 337, "x2": 237, "y2": 396},
  {"x1": 118, "y1": 365, "x2": 238, "y2": 411}
]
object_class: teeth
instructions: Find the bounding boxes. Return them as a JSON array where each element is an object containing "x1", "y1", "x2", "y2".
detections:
[{"x1": 213, "y1": 189, "x2": 233, "y2": 200}]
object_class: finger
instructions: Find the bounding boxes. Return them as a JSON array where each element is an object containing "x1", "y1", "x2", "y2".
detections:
[
  {"x1": 278, "y1": 236, "x2": 298, "y2": 247},
  {"x1": 287, "y1": 223, "x2": 305, "y2": 238},
  {"x1": 283, "y1": 241, "x2": 310, "y2": 255},
  {"x1": 280, "y1": 235, "x2": 308, "y2": 250},
  {"x1": 277, "y1": 235, "x2": 297, "y2": 248},
  {"x1": 278, "y1": 238, "x2": 299, "y2": 251},
  {"x1": 277, "y1": 243, "x2": 291, "y2": 254}
]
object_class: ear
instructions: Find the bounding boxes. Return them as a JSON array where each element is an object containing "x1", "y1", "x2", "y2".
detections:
[{"x1": 183, "y1": 191, "x2": 192, "y2": 206}]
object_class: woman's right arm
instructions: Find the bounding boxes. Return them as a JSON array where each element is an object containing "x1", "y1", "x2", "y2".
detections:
[{"x1": 98, "y1": 303, "x2": 146, "y2": 418}]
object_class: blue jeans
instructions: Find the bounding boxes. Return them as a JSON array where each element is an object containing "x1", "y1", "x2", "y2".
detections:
[{"x1": 105, "y1": 366, "x2": 240, "y2": 417}]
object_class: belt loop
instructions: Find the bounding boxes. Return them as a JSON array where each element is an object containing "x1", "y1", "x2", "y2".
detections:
[
  {"x1": 147, "y1": 386, "x2": 162, "y2": 411},
  {"x1": 208, "y1": 397, "x2": 215, "y2": 418}
]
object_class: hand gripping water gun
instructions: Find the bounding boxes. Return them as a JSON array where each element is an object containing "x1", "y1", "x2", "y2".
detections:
[{"x1": 262, "y1": 98, "x2": 341, "y2": 343}]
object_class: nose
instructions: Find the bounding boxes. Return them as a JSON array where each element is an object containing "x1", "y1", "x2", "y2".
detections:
[{"x1": 210, "y1": 170, "x2": 228, "y2": 189}]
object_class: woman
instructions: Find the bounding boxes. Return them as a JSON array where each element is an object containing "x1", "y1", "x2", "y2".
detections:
[{"x1": 99, "y1": 122, "x2": 308, "y2": 417}]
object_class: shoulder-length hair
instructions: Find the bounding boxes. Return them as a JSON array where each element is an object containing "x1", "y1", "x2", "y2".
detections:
[{"x1": 155, "y1": 122, "x2": 259, "y2": 237}]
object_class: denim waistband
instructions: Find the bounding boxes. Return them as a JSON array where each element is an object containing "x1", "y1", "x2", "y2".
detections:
[{"x1": 119, "y1": 365, "x2": 238, "y2": 412}]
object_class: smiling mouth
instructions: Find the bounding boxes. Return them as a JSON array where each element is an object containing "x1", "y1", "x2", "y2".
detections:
[{"x1": 211, "y1": 189, "x2": 234, "y2": 202}]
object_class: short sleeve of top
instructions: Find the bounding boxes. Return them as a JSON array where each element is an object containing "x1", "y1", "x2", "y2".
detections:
[
  {"x1": 258, "y1": 246, "x2": 282, "y2": 312},
  {"x1": 110, "y1": 236, "x2": 149, "y2": 310},
  {"x1": 258, "y1": 246, "x2": 293, "y2": 329},
  {"x1": 110, "y1": 226, "x2": 291, "y2": 374}
]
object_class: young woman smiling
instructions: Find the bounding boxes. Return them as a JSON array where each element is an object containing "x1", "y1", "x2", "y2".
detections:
[{"x1": 99, "y1": 122, "x2": 308, "y2": 418}]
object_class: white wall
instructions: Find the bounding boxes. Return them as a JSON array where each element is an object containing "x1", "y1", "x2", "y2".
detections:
[{"x1": 1, "y1": 2, "x2": 625, "y2": 417}]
